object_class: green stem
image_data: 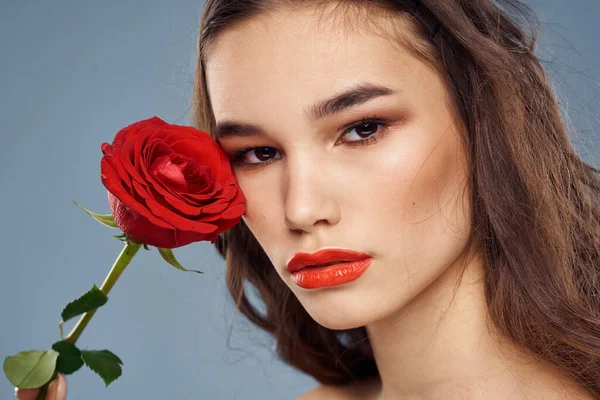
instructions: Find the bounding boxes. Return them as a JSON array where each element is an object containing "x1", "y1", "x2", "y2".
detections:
[
  {"x1": 63, "y1": 242, "x2": 142, "y2": 345},
  {"x1": 32, "y1": 242, "x2": 141, "y2": 399}
]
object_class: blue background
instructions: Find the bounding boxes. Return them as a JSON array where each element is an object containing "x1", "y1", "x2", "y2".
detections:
[{"x1": 1, "y1": 1, "x2": 599, "y2": 399}]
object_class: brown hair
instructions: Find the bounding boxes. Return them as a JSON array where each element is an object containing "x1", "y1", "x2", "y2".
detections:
[{"x1": 191, "y1": 0, "x2": 600, "y2": 396}]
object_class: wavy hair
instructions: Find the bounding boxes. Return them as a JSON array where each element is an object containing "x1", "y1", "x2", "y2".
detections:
[{"x1": 191, "y1": 0, "x2": 600, "y2": 396}]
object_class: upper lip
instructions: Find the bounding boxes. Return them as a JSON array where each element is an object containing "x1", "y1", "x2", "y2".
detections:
[{"x1": 286, "y1": 248, "x2": 371, "y2": 273}]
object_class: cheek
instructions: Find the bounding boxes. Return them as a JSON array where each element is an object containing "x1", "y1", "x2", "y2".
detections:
[
  {"x1": 238, "y1": 170, "x2": 288, "y2": 262},
  {"x1": 372, "y1": 120, "x2": 471, "y2": 294}
]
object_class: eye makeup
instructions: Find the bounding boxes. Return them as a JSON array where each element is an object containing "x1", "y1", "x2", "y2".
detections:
[{"x1": 228, "y1": 114, "x2": 394, "y2": 170}]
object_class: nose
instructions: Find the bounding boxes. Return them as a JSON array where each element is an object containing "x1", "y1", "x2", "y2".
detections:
[{"x1": 283, "y1": 154, "x2": 341, "y2": 233}]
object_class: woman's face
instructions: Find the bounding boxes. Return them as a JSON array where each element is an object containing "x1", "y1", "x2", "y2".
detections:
[{"x1": 206, "y1": 5, "x2": 472, "y2": 330}]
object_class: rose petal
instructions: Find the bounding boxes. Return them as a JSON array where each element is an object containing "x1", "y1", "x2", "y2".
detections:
[
  {"x1": 140, "y1": 158, "x2": 208, "y2": 214},
  {"x1": 109, "y1": 193, "x2": 185, "y2": 248},
  {"x1": 171, "y1": 228, "x2": 218, "y2": 248},
  {"x1": 119, "y1": 135, "x2": 146, "y2": 185},
  {"x1": 133, "y1": 178, "x2": 203, "y2": 218},
  {"x1": 200, "y1": 200, "x2": 229, "y2": 214},
  {"x1": 102, "y1": 145, "x2": 132, "y2": 190},
  {"x1": 141, "y1": 186, "x2": 218, "y2": 233},
  {"x1": 162, "y1": 194, "x2": 204, "y2": 217},
  {"x1": 101, "y1": 158, "x2": 173, "y2": 230}
]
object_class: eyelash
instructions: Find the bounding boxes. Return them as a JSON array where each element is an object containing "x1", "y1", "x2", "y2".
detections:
[{"x1": 230, "y1": 115, "x2": 393, "y2": 169}]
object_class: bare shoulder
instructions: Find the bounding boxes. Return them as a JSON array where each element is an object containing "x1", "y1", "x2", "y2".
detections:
[
  {"x1": 296, "y1": 384, "x2": 349, "y2": 400},
  {"x1": 296, "y1": 378, "x2": 381, "y2": 400}
]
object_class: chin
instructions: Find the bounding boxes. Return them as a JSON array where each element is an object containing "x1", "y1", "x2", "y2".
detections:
[
  {"x1": 309, "y1": 312, "x2": 368, "y2": 331},
  {"x1": 294, "y1": 284, "x2": 395, "y2": 331}
]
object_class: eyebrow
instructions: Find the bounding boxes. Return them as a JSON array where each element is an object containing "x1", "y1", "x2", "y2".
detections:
[{"x1": 213, "y1": 83, "x2": 397, "y2": 140}]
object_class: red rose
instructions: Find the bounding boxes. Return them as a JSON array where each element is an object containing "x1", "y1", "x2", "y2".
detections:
[{"x1": 100, "y1": 116, "x2": 246, "y2": 249}]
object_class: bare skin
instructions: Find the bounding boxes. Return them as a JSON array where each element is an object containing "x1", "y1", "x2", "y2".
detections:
[
  {"x1": 205, "y1": 4, "x2": 595, "y2": 400},
  {"x1": 14, "y1": 374, "x2": 67, "y2": 400}
]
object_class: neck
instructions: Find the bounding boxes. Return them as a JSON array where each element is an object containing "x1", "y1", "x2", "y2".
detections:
[{"x1": 365, "y1": 251, "x2": 590, "y2": 400}]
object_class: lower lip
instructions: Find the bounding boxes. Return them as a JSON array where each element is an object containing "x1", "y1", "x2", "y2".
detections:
[{"x1": 290, "y1": 258, "x2": 373, "y2": 289}]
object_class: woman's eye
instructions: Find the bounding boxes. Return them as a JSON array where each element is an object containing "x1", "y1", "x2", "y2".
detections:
[
  {"x1": 341, "y1": 121, "x2": 384, "y2": 144},
  {"x1": 231, "y1": 117, "x2": 390, "y2": 168},
  {"x1": 234, "y1": 146, "x2": 282, "y2": 167}
]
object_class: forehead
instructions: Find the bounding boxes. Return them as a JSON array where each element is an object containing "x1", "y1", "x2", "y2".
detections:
[{"x1": 204, "y1": 5, "x2": 418, "y2": 122}]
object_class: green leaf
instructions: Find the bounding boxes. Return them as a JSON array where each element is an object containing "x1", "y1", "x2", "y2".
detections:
[
  {"x1": 61, "y1": 284, "x2": 108, "y2": 323},
  {"x1": 113, "y1": 233, "x2": 126, "y2": 241},
  {"x1": 157, "y1": 248, "x2": 203, "y2": 274},
  {"x1": 51, "y1": 341, "x2": 83, "y2": 375},
  {"x1": 3, "y1": 349, "x2": 58, "y2": 389},
  {"x1": 143, "y1": 244, "x2": 150, "y2": 251},
  {"x1": 81, "y1": 349, "x2": 123, "y2": 387},
  {"x1": 74, "y1": 201, "x2": 119, "y2": 229}
]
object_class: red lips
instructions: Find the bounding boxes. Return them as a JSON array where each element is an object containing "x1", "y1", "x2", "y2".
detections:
[{"x1": 286, "y1": 248, "x2": 371, "y2": 273}]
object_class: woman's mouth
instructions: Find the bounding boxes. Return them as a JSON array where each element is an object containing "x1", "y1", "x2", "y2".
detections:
[
  {"x1": 289, "y1": 258, "x2": 373, "y2": 289},
  {"x1": 286, "y1": 248, "x2": 373, "y2": 289}
]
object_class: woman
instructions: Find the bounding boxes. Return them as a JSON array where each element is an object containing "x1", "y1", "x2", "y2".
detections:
[{"x1": 17, "y1": 0, "x2": 600, "y2": 399}]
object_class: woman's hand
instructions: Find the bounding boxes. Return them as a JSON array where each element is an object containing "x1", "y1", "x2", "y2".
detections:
[{"x1": 14, "y1": 374, "x2": 67, "y2": 400}]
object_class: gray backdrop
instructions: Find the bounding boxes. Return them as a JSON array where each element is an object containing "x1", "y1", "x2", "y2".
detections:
[{"x1": 1, "y1": 1, "x2": 598, "y2": 399}]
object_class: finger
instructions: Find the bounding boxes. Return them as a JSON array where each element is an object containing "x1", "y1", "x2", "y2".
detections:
[
  {"x1": 14, "y1": 387, "x2": 40, "y2": 400},
  {"x1": 46, "y1": 375, "x2": 67, "y2": 400}
]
